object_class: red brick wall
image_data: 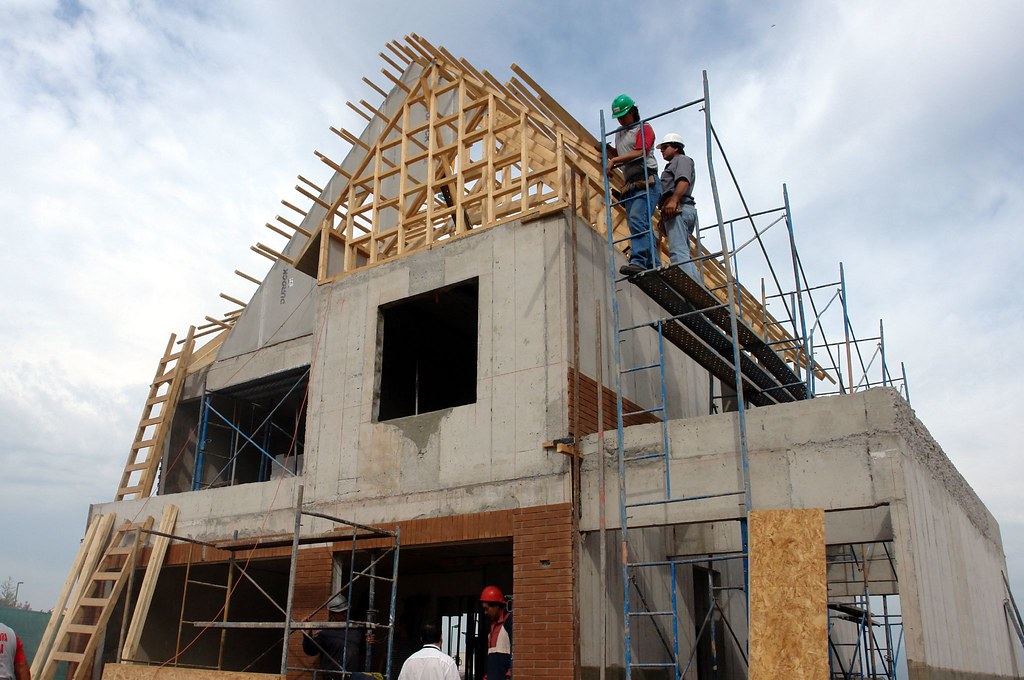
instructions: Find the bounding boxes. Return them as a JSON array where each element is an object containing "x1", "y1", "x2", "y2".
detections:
[
  {"x1": 568, "y1": 367, "x2": 659, "y2": 437},
  {"x1": 512, "y1": 504, "x2": 575, "y2": 679},
  {"x1": 286, "y1": 546, "x2": 333, "y2": 678},
  {"x1": 156, "y1": 506, "x2": 578, "y2": 679}
]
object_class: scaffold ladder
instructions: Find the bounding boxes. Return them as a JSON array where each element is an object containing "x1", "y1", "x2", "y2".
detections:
[{"x1": 602, "y1": 71, "x2": 754, "y2": 679}]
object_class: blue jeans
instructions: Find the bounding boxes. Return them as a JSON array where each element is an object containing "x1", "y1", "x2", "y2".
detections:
[
  {"x1": 623, "y1": 183, "x2": 659, "y2": 269},
  {"x1": 664, "y1": 204, "x2": 698, "y2": 278}
]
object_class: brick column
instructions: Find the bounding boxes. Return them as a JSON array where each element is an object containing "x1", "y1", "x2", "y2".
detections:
[
  {"x1": 512, "y1": 504, "x2": 575, "y2": 679},
  {"x1": 286, "y1": 546, "x2": 333, "y2": 680}
]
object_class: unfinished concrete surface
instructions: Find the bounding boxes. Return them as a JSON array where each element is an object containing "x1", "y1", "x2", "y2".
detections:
[
  {"x1": 97, "y1": 213, "x2": 711, "y2": 541},
  {"x1": 577, "y1": 387, "x2": 1022, "y2": 679}
]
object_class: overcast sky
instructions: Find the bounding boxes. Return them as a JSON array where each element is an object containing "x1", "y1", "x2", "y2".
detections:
[{"x1": 2, "y1": 0, "x2": 1023, "y2": 615}]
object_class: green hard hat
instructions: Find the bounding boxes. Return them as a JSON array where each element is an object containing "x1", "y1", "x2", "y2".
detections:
[{"x1": 611, "y1": 94, "x2": 635, "y2": 119}]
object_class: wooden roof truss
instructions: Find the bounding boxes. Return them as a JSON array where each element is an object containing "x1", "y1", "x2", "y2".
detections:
[
  {"x1": 179, "y1": 34, "x2": 824, "y2": 381},
  {"x1": 284, "y1": 34, "x2": 625, "y2": 282}
]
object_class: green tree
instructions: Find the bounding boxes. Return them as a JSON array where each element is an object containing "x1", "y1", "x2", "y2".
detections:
[{"x1": 0, "y1": 577, "x2": 31, "y2": 610}]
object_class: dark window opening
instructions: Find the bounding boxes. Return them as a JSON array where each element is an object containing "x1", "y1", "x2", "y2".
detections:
[
  {"x1": 377, "y1": 279, "x2": 478, "y2": 421},
  {"x1": 693, "y1": 565, "x2": 728, "y2": 679},
  {"x1": 162, "y1": 367, "x2": 308, "y2": 494},
  {"x1": 357, "y1": 539, "x2": 511, "y2": 679}
]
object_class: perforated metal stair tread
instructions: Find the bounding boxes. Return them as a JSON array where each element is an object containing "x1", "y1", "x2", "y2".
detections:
[{"x1": 632, "y1": 266, "x2": 808, "y2": 403}]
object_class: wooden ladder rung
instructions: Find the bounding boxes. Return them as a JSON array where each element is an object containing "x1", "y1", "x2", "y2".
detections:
[
  {"x1": 66, "y1": 624, "x2": 98, "y2": 635},
  {"x1": 123, "y1": 462, "x2": 150, "y2": 473},
  {"x1": 117, "y1": 485, "x2": 143, "y2": 496},
  {"x1": 79, "y1": 597, "x2": 110, "y2": 607},
  {"x1": 107, "y1": 546, "x2": 133, "y2": 555},
  {"x1": 51, "y1": 652, "x2": 86, "y2": 663},
  {"x1": 139, "y1": 416, "x2": 163, "y2": 427},
  {"x1": 131, "y1": 439, "x2": 156, "y2": 451},
  {"x1": 91, "y1": 572, "x2": 122, "y2": 581},
  {"x1": 146, "y1": 395, "x2": 169, "y2": 406},
  {"x1": 152, "y1": 373, "x2": 175, "y2": 386}
]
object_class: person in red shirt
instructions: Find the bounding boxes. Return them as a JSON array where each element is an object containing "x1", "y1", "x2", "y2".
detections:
[{"x1": 606, "y1": 94, "x2": 659, "y2": 275}]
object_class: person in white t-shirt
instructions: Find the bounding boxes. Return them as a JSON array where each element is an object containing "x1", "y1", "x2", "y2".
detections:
[
  {"x1": 0, "y1": 622, "x2": 30, "y2": 680},
  {"x1": 397, "y1": 622, "x2": 460, "y2": 680}
]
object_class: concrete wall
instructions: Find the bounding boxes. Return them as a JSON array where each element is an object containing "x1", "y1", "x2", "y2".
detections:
[
  {"x1": 110, "y1": 212, "x2": 715, "y2": 543},
  {"x1": 578, "y1": 389, "x2": 907, "y2": 533},
  {"x1": 218, "y1": 262, "x2": 316, "y2": 361},
  {"x1": 888, "y1": 409, "x2": 1023, "y2": 679},
  {"x1": 302, "y1": 214, "x2": 572, "y2": 521},
  {"x1": 576, "y1": 388, "x2": 1022, "y2": 679}
]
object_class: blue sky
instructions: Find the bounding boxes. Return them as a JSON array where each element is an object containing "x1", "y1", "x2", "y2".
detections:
[{"x1": 1, "y1": 0, "x2": 1023, "y2": 618}]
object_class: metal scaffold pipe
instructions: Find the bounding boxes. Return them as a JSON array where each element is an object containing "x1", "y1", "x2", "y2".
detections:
[{"x1": 703, "y1": 70, "x2": 752, "y2": 594}]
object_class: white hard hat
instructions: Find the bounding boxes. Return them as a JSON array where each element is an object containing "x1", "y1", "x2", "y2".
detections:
[
  {"x1": 659, "y1": 133, "x2": 685, "y2": 148},
  {"x1": 327, "y1": 594, "x2": 349, "y2": 613}
]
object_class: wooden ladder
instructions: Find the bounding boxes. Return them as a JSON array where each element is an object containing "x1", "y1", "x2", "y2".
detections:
[
  {"x1": 40, "y1": 517, "x2": 154, "y2": 680},
  {"x1": 115, "y1": 327, "x2": 195, "y2": 500}
]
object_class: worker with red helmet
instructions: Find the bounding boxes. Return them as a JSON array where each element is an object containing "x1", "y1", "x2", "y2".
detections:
[{"x1": 479, "y1": 585, "x2": 512, "y2": 679}]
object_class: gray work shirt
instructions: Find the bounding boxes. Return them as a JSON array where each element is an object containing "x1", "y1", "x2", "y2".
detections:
[{"x1": 660, "y1": 154, "x2": 696, "y2": 205}]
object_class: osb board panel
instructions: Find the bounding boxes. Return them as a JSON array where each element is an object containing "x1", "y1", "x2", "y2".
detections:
[
  {"x1": 102, "y1": 663, "x2": 279, "y2": 680},
  {"x1": 749, "y1": 508, "x2": 827, "y2": 680}
]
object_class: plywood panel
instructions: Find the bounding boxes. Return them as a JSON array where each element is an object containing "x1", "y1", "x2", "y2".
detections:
[
  {"x1": 102, "y1": 663, "x2": 278, "y2": 680},
  {"x1": 749, "y1": 508, "x2": 827, "y2": 680}
]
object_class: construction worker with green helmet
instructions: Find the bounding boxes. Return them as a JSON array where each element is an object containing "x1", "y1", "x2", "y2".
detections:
[
  {"x1": 611, "y1": 94, "x2": 635, "y2": 119},
  {"x1": 606, "y1": 93, "x2": 659, "y2": 275}
]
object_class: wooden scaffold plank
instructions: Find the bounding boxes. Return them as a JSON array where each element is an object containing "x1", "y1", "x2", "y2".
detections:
[{"x1": 121, "y1": 505, "x2": 179, "y2": 662}]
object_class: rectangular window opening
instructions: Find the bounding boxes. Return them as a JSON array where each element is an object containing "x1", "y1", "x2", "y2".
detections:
[
  {"x1": 162, "y1": 367, "x2": 308, "y2": 494},
  {"x1": 376, "y1": 278, "x2": 478, "y2": 421}
]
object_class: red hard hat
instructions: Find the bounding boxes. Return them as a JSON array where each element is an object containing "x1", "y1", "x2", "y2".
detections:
[{"x1": 480, "y1": 585, "x2": 504, "y2": 604}]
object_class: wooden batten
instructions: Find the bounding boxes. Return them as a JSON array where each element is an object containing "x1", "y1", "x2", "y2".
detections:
[
  {"x1": 345, "y1": 101, "x2": 371, "y2": 122},
  {"x1": 275, "y1": 214, "x2": 311, "y2": 237},
  {"x1": 381, "y1": 67, "x2": 411, "y2": 93},
  {"x1": 280, "y1": 199, "x2": 307, "y2": 217},
  {"x1": 234, "y1": 269, "x2": 261, "y2": 285},
  {"x1": 294, "y1": 183, "x2": 332, "y2": 211},
  {"x1": 297, "y1": 174, "x2": 323, "y2": 193},
  {"x1": 218, "y1": 292, "x2": 246, "y2": 308},
  {"x1": 362, "y1": 76, "x2": 388, "y2": 99},
  {"x1": 264, "y1": 222, "x2": 290, "y2": 239}
]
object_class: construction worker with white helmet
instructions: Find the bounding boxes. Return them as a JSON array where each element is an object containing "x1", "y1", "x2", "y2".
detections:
[
  {"x1": 302, "y1": 593, "x2": 375, "y2": 679},
  {"x1": 606, "y1": 94, "x2": 659, "y2": 276},
  {"x1": 657, "y1": 132, "x2": 700, "y2": 278}
]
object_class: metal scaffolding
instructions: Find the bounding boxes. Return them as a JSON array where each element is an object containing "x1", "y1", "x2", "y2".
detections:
[
  {"x1": 192, "y1": 368, "x2": 309, "y2": 490},
  {"x1": 827, "y1": 543, "x2": 905, "y2": 680},
  {"x1": 601, "y1": 72, "x2": 909, "y2": 679},
  {"x1": 117, "y1": 486, "x2": 400, "y2": 679}
]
